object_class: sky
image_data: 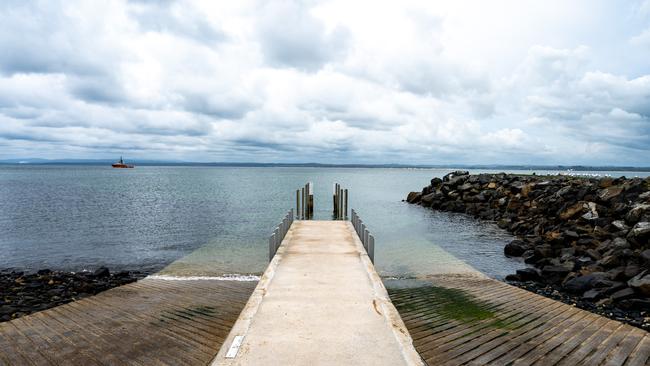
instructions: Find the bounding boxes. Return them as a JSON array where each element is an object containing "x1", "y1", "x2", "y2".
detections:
[{"x1": 0, "y1": 0, "x2": 649, "y2": 165}]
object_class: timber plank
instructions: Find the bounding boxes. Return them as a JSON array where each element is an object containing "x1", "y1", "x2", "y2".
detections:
[{"x1": 0, "y1": 279, "x2": 255, "y2": 365}]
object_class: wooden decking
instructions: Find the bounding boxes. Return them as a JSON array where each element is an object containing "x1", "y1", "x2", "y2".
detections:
[
  {"x1": 0, "y1": 278, "x2": 256, "y2": 365},
  {"x1": 388, "y1": 275, "x2": 650, "y2": 366}
]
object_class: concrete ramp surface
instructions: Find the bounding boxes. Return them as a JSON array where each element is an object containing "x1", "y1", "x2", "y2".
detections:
[{"x1": 213, "y1": 220, "x2": 423, "y2": 365}]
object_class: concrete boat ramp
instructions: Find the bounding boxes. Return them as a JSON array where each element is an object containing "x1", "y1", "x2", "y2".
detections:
[
  {"x1": 1, "y1": 185, "x2": 649, "y2": 365},
  {"x1": 212, "y1": 220, "x2": 422, "y2": 365}
]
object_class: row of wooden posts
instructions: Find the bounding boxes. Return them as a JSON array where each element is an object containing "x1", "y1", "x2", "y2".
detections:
[
  {"x1": 333, "y1": 183, "x2": 348, "y2": 220},
  {"x1": 351, "y1": 209, "x2": 374, "y2": 263},
  {"x1": 296, "y1": 182, "x2": 314, "y2": 220},
  {"x1": 269, "y1": 209, "x2": 294, "y2": 260}
]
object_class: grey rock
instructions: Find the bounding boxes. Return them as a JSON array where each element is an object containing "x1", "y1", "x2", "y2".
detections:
[
  {"x1": 563, "y1": 273, "x2": 607, "y2": 293},
  {"x1": 641, "y1": 249, "x2": 650, "y2": 263},
  {"x1": 611, "y1": 238, "x2": 630, "y2": 250},
  {"x1": 598, "y1": 186, "x2": 624, "y2": 202},
  {"x1": 420, "y1": 192, "x2": 436, "y2": 205},
  {"x1": 516, "y1": 268, "x2": 541, "y2": 281},
  {"x1": 541, "y1": 265, "x2": 571, "y2": 284},
  {"x1": 406, "y1": 192, "x2": 422, "y2": 203},
  {"x1": 504, "y1": 240, "x2": 527, "y2": 257},
  {"x1": 626, "y1": 204, "x2": 650, "y2": 224},
  {"x1": 582, "y1": 288, "x2": 606, "y2": 300},
  {"x1": 628, "y1": 222, "x2": 650, "y2": 238},
  {"x1": 628, "y1": 270, "x2": 650, "y2": 296},
  {"x1": 611, "y1": 220, "x2": 630, "y2": 231},
  {"x1": 93, "y1": 267, "x2": 110, "y2": 278},
  {"x1": 610, "y1": 287, "x2": 635, "y2": 301}
]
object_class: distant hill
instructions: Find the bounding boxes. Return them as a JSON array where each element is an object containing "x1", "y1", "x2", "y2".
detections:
[{"x1": 1, "y1": 159, "x2": 649, "y2": 171}]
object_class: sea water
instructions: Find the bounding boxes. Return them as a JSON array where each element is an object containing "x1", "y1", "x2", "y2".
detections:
[{"x1": 1, "y1": 166, "x2": 646, "y2": 279}]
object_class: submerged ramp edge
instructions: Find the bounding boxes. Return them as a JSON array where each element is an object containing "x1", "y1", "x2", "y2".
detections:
[{"x1": 212, "y1": 220, "x2": 424, "y2": 366}]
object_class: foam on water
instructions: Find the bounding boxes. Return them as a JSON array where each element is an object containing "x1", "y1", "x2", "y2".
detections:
[{"x1": 147, "y1": 274, "x2": 260, "y2": 281}]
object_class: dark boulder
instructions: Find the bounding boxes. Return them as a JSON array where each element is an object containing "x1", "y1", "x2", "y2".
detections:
[
  {"x1": 582, "y1": 288, "x2": 607, "y2": 300},
  {"x1": 420, "y1": 192, "x2": 436, "y2": 205},
  {"x1": 406, "y1": 192, "x2": 422, "y2": 204},
  {"x1": 610, "y1": 288, "x2": 635, "y2": 301},
  {"x1": 442, "y1": 170, "x2": 469, "y2": 182},
  {"x1": 93, "y1": 267, "x2": 110, "y2": 278},
  {"x1": 541, "y1": 265, "x2": 571, "y2": 284},
  {"x1": 563, "y1": 273, "x2": 607, "y2": 293},
  {"x1": 628, "y1": 222, "x2": 650, "y2": 239},
  {"x1": 504, "y1": 240, "x2": 527, "y2": 257},
  {"x1": 628, "y1": 270, "x2": 650, "y2": 296},
  {"x1": 516, "y1": 268, "x2": 541, "y2": 282},
  {"x1": 598, "y1": 186, "x2": 624, "y2": 202}
]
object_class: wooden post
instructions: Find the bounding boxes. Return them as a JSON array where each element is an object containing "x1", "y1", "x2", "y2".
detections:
[
  {"x1": 274, "y1": 227, "x2": 280, "y2": 251},
  {"x1": 344, "y1": 189, "x2": 348, "y2": 220}
]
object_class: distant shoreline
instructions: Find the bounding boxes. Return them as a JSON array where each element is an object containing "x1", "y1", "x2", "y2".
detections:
[{"x1": 1, "y1": 160, "x2": 650, "y2": 172}]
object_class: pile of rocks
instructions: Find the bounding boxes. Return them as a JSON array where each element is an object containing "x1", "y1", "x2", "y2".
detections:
[
  {"x1": 407, "y1": 171, "x2": 650, "y2": 321},
  {"x1": 0, "y1": 267, "x2": 145, "y2": 322}
]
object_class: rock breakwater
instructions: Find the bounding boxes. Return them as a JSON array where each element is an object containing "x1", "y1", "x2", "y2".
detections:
[
  {"x1": 407, "y1": 171, "x2": 650, "y2": 329},
  {"x1": 0, "y1": 267, "x2": 145, "y2": 322}
]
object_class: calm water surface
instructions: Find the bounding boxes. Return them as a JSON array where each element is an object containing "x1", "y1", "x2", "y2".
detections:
[{"x1": 1, "y1": 166, "x2": 646, "y2": 279}]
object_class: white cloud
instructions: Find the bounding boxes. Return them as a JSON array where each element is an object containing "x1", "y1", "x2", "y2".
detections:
[{"x1": 0, "y1": 0, "x2": 649, "y2": 165}]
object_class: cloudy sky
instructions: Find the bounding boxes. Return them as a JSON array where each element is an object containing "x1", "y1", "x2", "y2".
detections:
[{"x1": 1, "y1": 0, "x2": 649, "y2": 165}]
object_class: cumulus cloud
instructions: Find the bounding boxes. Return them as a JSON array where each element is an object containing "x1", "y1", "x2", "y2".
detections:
[
  {"x1": 255, "y1": 1, "x2": 350, "y2": 71},
  {"x1": 0, "y1": 0, "x2": 649, "y2": 165}
]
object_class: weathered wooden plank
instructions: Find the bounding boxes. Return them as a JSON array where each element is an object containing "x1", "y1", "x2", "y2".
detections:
[
  {"x1": 603, "y1": 329, "x2": 647, "y2": 366},
  {"x1": 0, "y1": 279, "x2": 256, "y2": 365},
  {"x1": 465, "y1": 301, "x2": 576, "y2": 365},
  {"x1": 430, "y1": 298, "x2": 559, "y2": 362},
  {"x1": 578, "y1": 326, "x2": 634, "y2": 366},
  {"x1": 623, "y1": 335, "x2": 650, "y2": 366},
  {"x1": 533, "y1": 316, "x2": 610, "y2": 365},
  {"x1": 418, "y1": 294, "x2": 547, "y2": 359},
  {"x1": 389, "y1": 275, "x2": 649, "y2": 366}
]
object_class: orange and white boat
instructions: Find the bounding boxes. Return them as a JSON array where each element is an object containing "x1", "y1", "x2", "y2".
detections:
[{"x1": 112, "y1": 156, "x2": 134, "y2": 168}]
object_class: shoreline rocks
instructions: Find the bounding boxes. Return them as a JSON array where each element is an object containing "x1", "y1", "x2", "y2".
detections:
[
  {"x1": 407, "y1": 171, "x2": 650, "y2": 330},
  {"x1": 0, "y1": 267, "x2": 146, "y2": 322}
]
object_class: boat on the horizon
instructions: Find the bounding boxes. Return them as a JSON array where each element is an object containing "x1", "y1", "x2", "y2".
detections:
[{"x1": 112, "y1": 157, "x2": 134, "y2": 169}]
